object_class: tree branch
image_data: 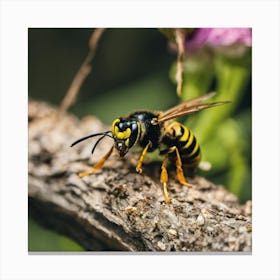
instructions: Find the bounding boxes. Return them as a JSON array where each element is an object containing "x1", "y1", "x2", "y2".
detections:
[{"x1": 28, "y1": 100, "x2": 252, "y2": 252}]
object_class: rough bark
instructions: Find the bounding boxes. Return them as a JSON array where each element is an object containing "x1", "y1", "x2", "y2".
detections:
[{"x1": 28, "y1": 100, "x2": 252, "y2": 252}]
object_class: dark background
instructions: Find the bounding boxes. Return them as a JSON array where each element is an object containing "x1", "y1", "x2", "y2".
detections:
[{"x1": 29, "y1": 28, "x2": 178, "y2": 123}]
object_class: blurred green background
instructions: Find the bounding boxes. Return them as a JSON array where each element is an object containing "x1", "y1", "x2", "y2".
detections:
[{"x1": 28, "y1": 28, "x2": 251, "y2": 251}]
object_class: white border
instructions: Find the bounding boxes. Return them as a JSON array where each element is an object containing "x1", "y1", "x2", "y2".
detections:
[{"x1": 1, "y1": 1, "x2": 279, "y2": 280}]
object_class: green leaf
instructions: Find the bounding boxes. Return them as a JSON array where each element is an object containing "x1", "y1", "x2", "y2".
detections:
[{"x1": 192, "y1": 50, "x2": 251, "y2": 144}]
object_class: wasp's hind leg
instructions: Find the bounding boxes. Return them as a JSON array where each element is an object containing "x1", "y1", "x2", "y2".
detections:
[
  {"x1": 173, "y1": 146, "x2": 193, "y2": 188},
  {"x1": 78, "y1": 145, "x2": 114, "y2": 178},
  {"x1": 160, "y1": 155, "x2": 170, "y2": 205}
]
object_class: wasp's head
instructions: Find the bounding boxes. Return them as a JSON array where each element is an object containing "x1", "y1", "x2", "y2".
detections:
[{"x1": 111, "y1": 118, "x2": 140, "y2": 157}]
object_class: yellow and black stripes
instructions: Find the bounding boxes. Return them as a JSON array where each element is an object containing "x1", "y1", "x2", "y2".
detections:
[{"x1": 160, "y1": 121, "x2": 201, "y2": 172}]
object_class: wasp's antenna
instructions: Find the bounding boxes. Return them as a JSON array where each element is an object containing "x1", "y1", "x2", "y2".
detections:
[
  {"x1": 91, "y1": 134, "x2": 109, "y2": 154},
  {"x1": 71, "y1": 130, "x2": 111, "y2": 147}
]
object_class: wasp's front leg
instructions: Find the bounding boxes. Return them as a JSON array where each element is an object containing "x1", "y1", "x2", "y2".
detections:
[
  {"x1": 78, "y1": 145, "x2": 114, "y2": 177},
  {"x1": 136, "y1": 141, "x2": 151, "y2": 174}
]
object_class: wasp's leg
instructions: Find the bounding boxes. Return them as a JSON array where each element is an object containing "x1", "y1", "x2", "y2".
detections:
[
  {"x1": 136, "y1": 141, "x2": 151, "y2": 174},
  {"x1": 172, "y1": 146, "x2": 192, "y2": 187},
  {"x1": 160, "y1": 155, "x2": 170, "y2": 205},
  {"x1": 78, "y1": 145, "x2": 114, "y2": 178}
]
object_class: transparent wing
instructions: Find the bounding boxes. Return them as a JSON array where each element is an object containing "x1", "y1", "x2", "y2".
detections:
[{"x1": 156, "y1": 92, "x2": 230, "y2": 124}]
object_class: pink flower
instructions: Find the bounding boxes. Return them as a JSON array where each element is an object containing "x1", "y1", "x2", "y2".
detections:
[{"x1": 186, "y1": 28, "x2": 252, "y2": 50}]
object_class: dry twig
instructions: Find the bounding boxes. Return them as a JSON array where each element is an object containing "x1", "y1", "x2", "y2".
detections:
[
  {"x1": 59, "y1": 28, "x2": 105, "y2": 114},
  {"x1": 175, "y1": 28, "x2": 185, "y2": 96}
]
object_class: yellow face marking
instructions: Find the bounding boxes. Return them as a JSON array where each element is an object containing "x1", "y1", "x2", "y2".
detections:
[
  {"x1": 114, "y1": 127, "x2": 131, "y2": 139},
  {"x1": 112, "y1": 118, "x2": 120, "y2": 135},
  {"x1": 125, "y1": 138, "x2": 130, "y2": 147},
  {"x1": 111, "y1": 119, "x2": 132, "y2": 139}
]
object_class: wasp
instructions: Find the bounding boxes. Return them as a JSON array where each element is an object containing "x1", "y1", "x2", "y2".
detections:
[{"x1": 71, "y1": 92, "x2": 229, "y2": 204}]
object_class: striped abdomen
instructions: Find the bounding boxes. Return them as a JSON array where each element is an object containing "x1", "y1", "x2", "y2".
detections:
[{"x1": 160, "y1": 121, "x2": 201, "y2": 172}]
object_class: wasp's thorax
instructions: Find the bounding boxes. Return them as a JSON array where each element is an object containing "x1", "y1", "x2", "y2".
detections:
[{"x1": 111, "y1": 118, "x2": 140, "y2": 157}]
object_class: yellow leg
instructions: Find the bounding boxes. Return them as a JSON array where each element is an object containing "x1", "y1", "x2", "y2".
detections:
[
  {"x1": 160, "y1": 155, "x2": 170, "y2": 205},
  {"x1": 173, "y1": 146, "x2": 192, "y2": 188},
  {"x1": 78, "y1": 145, "x2": 114, "y2": 178},
  {"x1": 136, "y1": 142, "x2": 151, "y2": 174}
]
